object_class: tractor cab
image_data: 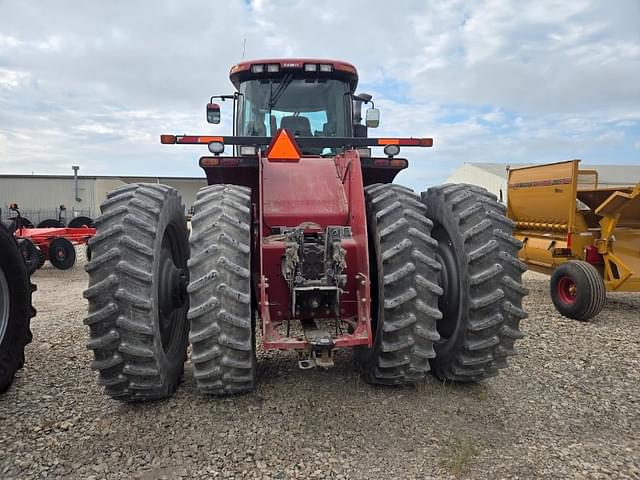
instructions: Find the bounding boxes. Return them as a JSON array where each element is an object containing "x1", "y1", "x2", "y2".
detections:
[
  {"x1": 208, "y1": 59, "x2": 379, "y2": 154},
  {"x1": 160, "y1": 58, "x2": 435, "y2": 187}
]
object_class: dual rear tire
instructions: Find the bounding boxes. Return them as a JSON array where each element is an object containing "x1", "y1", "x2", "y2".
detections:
[
  {"x1": 84, "y1": 182, "x2": 527, "y2": 400},
  {"x1": 84, "y1": 184, "x2": 190, "y2": 401},
  {"x1": 84, "y1": 183, "x2": 256, "y2": 401},
  {"x1": 187, "y1": 185, "x2": 256, "y2": 395},
  {"x1": 360, "y1": 183, "x2": 529, "y2": 384},
  {"x1": 422, "y1": 185, "x2": 527, "y2": 381},
  {"x1": 357, "y1": 184, "x2": 441, "y2": 384}
]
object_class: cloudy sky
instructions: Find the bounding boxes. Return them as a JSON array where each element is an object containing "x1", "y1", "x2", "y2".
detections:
[{"x1": 0, "y1": 0, "x2": 638, "y2": 189}]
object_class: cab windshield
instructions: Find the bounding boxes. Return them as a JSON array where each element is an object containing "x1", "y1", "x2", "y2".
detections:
[{"x1": 237, "y1": 77, "x2": 351, "y2": 140}]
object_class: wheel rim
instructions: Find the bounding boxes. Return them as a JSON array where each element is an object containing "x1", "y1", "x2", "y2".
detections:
[
  {"x1": 157, "y1": 222, "x2": 187, "y2": 358},
  {"x1": 55, "y1": 246, "x2": 67, "y2": 261},
  {"x1": 0, "y1": 267, "x2": 9, "y2": 346},
  {"x1": 557, "y1": 276, "x2": 577, "y2": 305},
  {"x1": 432, "y1": 225, "x2": 462, "y2": 348}
]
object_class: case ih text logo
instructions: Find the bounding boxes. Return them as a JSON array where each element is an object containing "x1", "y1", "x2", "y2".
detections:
[{"x1": 282, "y1": 62, "x2": 302, "y2": 68}]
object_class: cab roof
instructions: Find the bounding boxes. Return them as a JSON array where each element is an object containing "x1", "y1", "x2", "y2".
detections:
[{"x1": 229, "y1": 58, "x2": 359, "y2": 91}]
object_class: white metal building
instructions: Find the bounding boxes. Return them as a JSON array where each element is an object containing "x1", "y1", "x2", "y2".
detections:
[
  {"x1": 445, "y1": 162, "x2": 640, "y2": 202},
  {"x1": 0, "y1": 174, "x2": 207, "y2": 224}
]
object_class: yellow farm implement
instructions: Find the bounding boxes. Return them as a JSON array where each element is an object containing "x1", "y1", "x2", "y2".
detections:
[{"x1": 508, "y1": 159, "x2": 640, "y2": 320}]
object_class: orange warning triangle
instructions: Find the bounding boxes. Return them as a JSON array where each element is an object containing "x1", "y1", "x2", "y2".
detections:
[{"x1": 266, "y1": 128, "x2": 302, "y2": 162}]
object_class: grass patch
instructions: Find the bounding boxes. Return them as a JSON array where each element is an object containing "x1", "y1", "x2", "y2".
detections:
[
  {"x1": 474, "y1": 385, "x2": 489, "y2": 401},
  {"x1": 440, "y1": 437, "x2": 479, "y2": 477}
]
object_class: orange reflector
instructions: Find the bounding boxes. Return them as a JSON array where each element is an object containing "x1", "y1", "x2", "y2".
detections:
[
  {"x1": 199, "y1": 156, "x2": 220, "y2": 167},
  {"x1": 198, "y1": 136, "x2": 224, "y2": 143},
  {"x1": 266, "y1": 128, "x2": 302, "y2": 162},
  {"x1": 376, "y1": 138, "x2": 433, "y2": 147},
  {"x1": 160, "y1": 134, "x2": 176, "y2": 144}
]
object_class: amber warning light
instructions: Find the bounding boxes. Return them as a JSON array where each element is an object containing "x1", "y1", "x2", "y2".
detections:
[{"x1": 266, "y1": 129, "x2": 302, "y2": 162}]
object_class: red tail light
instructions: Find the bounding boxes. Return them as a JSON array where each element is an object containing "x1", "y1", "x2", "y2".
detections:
[{"x1": 220, "y1": 158, "x2": 240, "y2": 166}]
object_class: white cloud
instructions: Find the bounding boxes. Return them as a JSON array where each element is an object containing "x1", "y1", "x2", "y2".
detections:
[
  {"x1": 482, "y1": 110, "x2": 505, "y2": 123},
  {"x1": 0, "y1": 0, "x2": 638, "y2": 188},
  {"x1": 0, "y1": 68, "x2": 30, "y2": 89}
]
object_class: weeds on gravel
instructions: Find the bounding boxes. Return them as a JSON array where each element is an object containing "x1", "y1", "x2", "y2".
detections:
[
  {"x1": 440, "y1": 437, "x2": 479, "y2": 477},
  {"x1": 414, "y1": 380, "x2": 428, "y2": 394},
  {"x1": 474, "y1": 385, "x2": 489, "y2": 401}
]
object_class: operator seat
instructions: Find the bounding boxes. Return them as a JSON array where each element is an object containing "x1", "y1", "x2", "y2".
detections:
[
  {"x1": 246, "y1": 121, "x2": 266, "y2": 137},
  {"x1": 280, "y1": 116, "x2": 312, "y2": 137}
]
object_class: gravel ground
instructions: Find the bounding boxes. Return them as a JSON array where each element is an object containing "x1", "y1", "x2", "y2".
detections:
[{"x1": 1, "y1": 252, "x2": 639, "y2": 479}]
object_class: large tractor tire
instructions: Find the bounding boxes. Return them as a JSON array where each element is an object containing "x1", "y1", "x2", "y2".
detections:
[
  {"x1": 550, "y1": 261, "x2": 605, "y2": 321},
  {"x1": 83, "y1": 184, "x2": 190, "y2": 401},
  {"x1": 356, "y1": 184, "x2": 442, "y2": 385},
  {"x1": 422, "y1": 184, "x2": 527, "y2": 382},
  {"x1": 187, "y1": 184, "x2": 256, "y2": 395},
  {"x1": 0, "y1": 224, "x2": 35, "y2": 393}
]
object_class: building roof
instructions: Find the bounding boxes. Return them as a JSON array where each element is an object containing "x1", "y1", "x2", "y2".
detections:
[
  {"x1": 0, "y1": 174, "x2": 205, "y2": 181},
  {"x1": 467, "y1": 162, "x2": 640, "y2": 186}
]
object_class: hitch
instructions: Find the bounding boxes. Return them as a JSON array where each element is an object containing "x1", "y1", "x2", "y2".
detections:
[
  {"x1": 297, "y1": 348, "x2": 335, "y2": 370},
  {"x1": 297, "y1": 320, "x2": 335, "y2": 369}
]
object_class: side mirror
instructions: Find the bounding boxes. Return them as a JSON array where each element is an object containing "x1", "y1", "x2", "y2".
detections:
[
  {"x1": 365, "y1": 108, "x2": 380, "y2": 128},
  {"x1": 206, "y1": 103, "x2": 221, "y2": 124}
]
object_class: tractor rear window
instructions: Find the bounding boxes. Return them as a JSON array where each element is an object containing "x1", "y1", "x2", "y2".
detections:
[{"x1": 237, "y1": 78, "x2": 351, "y2": 140}]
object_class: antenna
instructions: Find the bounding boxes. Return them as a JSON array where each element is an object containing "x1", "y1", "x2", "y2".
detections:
[{"x1": 242, "y1": 38, "x2": 247, "y2": 59}]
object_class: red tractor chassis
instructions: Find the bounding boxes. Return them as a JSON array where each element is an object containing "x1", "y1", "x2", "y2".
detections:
[{"x1": 163, "y1": 130, "x2": 432, "y2": 355}]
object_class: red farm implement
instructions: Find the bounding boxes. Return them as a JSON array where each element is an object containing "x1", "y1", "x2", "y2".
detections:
[
  {"x1": 7, "y1": 204, "x2": 95, "y2": 273},
  {"x1": 83, "y1": 59, "x2": 527, "y2": 401}
]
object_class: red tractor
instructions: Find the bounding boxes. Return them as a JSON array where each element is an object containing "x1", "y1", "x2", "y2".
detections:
[{"x1": 84, "y1": 59, "x2": 527, "y2": 401}]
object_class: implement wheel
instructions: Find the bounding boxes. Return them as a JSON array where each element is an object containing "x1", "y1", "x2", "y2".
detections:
[
  {"x1": 187, "y1": 184, "x2": 256, "y2": 395},
  {"x1": 13, "y1": 217, "x2": 34, "y2": 229},
  {"x1": 37, "y1": 219, "x2": 64, "y2": 228},
  {"x1": 550, "y1": 261, "x2": 605, "y2": 321},
  {"x1": 356, "y1": 183, "x2": 441, "y2": 385},
  {"x1": 422, "y1": 184, "x2": 527, "y2": 382},
  {"x1": 83, "y1": 184, "x2": 190, "y2": 401},
  {"x1": 36, "y1": 248, "x2": 46, "y2": 269},
  {"x1": 49, "y1": 238, "x2": 76, "y2": 270},
  {"x1": 0, "y1": 224, "x2": 35, "y2": 392},
  {"x1": 17, "y1": 238, "x2": 39, "y2": 275},
  {"x1": 68, "y1": 216, "x2": 95, "y2": 228}
]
